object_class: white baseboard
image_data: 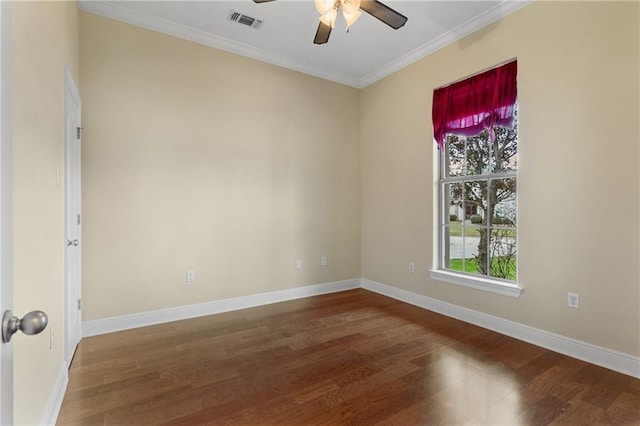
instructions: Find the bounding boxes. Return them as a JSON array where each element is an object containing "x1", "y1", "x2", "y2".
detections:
[
  {"x1": 80, "y1": 276, "x2": 639, "y2": 379},
  {"x1": 361, "y1": 278, "x2": 640, "y2": 379},
  {"x1": 82, "y1": 278, "x2": 361, "y2": 337},
  {"x1": 40, "y1": 361, "x2": 68, "y2": 426}
]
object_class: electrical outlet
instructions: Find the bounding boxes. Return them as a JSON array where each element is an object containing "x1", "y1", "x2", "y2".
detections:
[
  {"x1": 408, "y1": 262, "x2": 415, "y2": 273},
  {"x1": 568, "y1": 292, "x2": 579, "y2": 309},
  {"x1": 321, "y1": 256, "x2": 327, "y2": 266},
  {"x1": 186, "y1": 270, "x2": 195, "y2": 284},
  {"x1": 296, "y1": 259, "x2": 302, "y2": 270}
]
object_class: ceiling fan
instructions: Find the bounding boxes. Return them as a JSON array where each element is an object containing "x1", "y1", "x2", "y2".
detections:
[{"x1": 253, "y1": 0, "x2": 408, "y2": 45}]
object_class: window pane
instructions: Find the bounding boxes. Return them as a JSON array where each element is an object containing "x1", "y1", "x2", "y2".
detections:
[
  {"x1": 464, "y1": 181, "x2": 487, "y2": 223},
  {"x1": 490, "y1": 178, "x2": 516, "y2": 226},
  {"x1": 492, "y1": 124, "x2": 518, "y2": 173},
  {"x1": 443, "y1": 224, "x2": 475, "y2": 274},
  {"x1": 463, "y1": 226, "x2": 485, "y2": 276},
  {"x1": 446, "y1": 136, "x2": 465, "y2": 177},
  {"x1": 465, "y1": 132, "x2": 491, "y2": 175},
  {"x1": 443, "y1": 225, "x2": 459, "y2": 272},
  {"x1": 444, "y1": 183, "x2": 463, "y2": 225},
  {"x1": 489, "y1": 228, "x2": 517, "y2": 281}
]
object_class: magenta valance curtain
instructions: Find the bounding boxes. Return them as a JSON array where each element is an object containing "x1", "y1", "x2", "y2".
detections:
[{"x1": 432, "y1": 60, "x2": 517, "y2": 151}]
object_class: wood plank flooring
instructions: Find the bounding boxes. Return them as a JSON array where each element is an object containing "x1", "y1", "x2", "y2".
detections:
[{"x1": 57, "y1": 289, "x2": 640, "y2": 425}]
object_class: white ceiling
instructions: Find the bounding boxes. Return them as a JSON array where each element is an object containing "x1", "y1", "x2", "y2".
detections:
[{"x1": 78, "y1": 0, "x2": 531, "y2": 88}]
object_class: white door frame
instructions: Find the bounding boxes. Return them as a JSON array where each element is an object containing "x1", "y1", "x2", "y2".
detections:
[
  {"x1": 0, "y1": 1, "x2": 14, "y2": 424},
  {"x1": 64, "y1": 68, "x2": 82, "y2": 367}
]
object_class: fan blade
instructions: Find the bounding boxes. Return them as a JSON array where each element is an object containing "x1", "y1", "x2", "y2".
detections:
[
  {"x1": 253, "y1": 0, "x2": 276, "y2": 3},
  {"x1": 360, "y1": 0, "x2": 407, "y2": 29},
  {"x1": 313, "y1": 22, "x2": 332, "y2": 45}
]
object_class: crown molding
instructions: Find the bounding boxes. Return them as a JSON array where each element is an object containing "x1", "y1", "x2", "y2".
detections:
[
  {"x1": 78, "y1": 0, "x2": 533, "y2": 89},
  {"x1": 77, "y1": 0, "x2": 362, "y2": 88},
  {"x1": 360, "y1": 0, "x2": 533, "y2": 87}
]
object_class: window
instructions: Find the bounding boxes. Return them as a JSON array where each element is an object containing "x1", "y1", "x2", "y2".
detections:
[
  {"x1": 440, "y1": 120, "x2": 517, "y2": 279},
  {"x1": 430, "y1": 60, "x2": 521, "y2": 297}
]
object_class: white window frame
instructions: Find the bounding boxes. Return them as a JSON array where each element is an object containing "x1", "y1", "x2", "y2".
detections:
[{"x1": 429, "y1": 131, "x2": 523, "y2": 298}]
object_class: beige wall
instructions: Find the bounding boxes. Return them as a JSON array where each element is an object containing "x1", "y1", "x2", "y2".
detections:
[
  {"x1": 12, "y1": 1, "x2": 79, "y2": 424},
  {"x1": 80, "y1": 2, "x2": 640, "y2": 357},
  {"x1": 361, "y1": 1, "x2": 640, "y2": 356},
  {"x1": 79, "y1": 13, "x2": 361, "y2": 320}
]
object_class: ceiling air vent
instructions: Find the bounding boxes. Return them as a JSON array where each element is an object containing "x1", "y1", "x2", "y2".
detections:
[{"x1": 227, "y1": 10, "x2": 263, "y2": 30}]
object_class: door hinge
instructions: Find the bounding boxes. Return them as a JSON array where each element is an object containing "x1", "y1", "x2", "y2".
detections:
[
  {"x1": 76, "y1": 126, "x2": 84, "y2": 140},
  {"x1": 77, "y1": 299, "x2": 82, "y2": 310},
  {"x1": 77, "y1": 213, "x2": 81, "y2": 225}
]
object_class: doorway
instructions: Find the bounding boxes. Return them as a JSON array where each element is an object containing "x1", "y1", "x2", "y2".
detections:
[{"x1": 64, "y1": 68, "x2": 82, "y2": 367}]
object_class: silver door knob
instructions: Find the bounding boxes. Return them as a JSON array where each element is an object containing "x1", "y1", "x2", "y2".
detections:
[
  {"x1": 67, "y1": 239, "x2": 79, "y2": 247},
  {"x1": 2, "y1": 310, "x2": 48, "y2": 343}
]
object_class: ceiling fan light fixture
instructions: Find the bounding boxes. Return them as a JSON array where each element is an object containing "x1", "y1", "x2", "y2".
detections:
[
  {"x1": 342, "y1": 9, "x2": 362, "y2": 29},
  {"x1": 319, "y1": 8, "x2": 337, "y2": 28},
  {"x1": 340, "y1": 0, "x2": 361, "y2": 15},
  {"x1": 254, "y1": 0, "x2": 406, "y2": 45},
  {"x1": 315, "y1": 0, "x2": 336, "y2": 15}
]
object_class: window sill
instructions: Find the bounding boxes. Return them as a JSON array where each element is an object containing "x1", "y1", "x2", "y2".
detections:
[{"x1": 429, "y1": 270, "x2": 524, "y2": 298}]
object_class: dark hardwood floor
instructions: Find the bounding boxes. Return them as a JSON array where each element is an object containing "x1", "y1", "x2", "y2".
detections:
[{"x1": 57, "y1": 289, "x2": 640, "y2": 425}]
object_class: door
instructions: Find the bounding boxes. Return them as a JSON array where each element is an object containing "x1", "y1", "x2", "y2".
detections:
[
  {"x1": 64, "y1": 68, "x2": 82, "y2": 366},
  {"x1": 0, "y1": 2, "x2": 13, "y2": 423}
]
